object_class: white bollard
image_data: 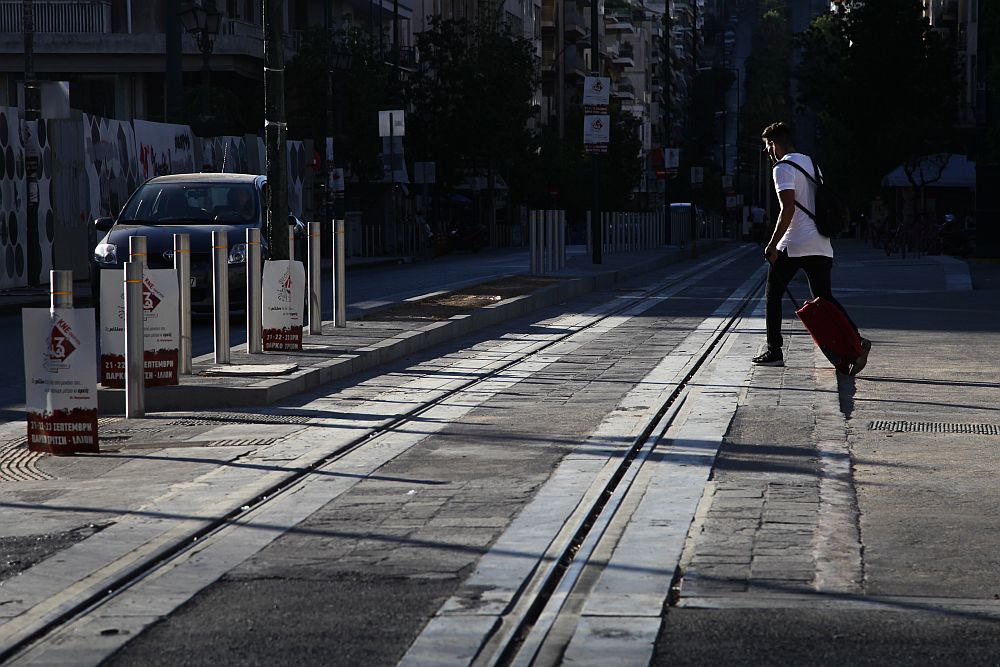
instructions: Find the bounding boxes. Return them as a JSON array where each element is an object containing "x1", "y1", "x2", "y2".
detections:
[
  {"x1": 174, "y1": 233, "x2": 193, "y2": 372},
  {"x1": 334, "y1": 219, "x2": 346, "y2": 327},
  {"x1": 212, "y1": 230, "x2": 230, "y2": 364},
  {"x1": 247, "y1": 228, "x2": 262, "y2": 353},
  {"x1": 124, "y1": 261, "x2": 145, "y2": 418},
  {"x1": 558, "y1": 210, "x2": 566, "y2": 270},
  {"x1": 308, "y1": 221, "x2": 322, "y2": 335},
  {"x1": 50, "y1": 270, "x2": 72, "y2": 310}
]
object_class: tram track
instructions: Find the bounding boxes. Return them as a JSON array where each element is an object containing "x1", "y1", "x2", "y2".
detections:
[
  {"x1": 0, "y1": 245, "x2": 760, "y2": 666},
  {"x1": 489, "y1": 269, "x2": 765, "y2": 667}
]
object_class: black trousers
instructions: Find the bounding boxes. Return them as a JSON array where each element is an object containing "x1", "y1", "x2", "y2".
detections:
[{"x1": 765, "y1": 249, "x2": 859, "y2": 351}]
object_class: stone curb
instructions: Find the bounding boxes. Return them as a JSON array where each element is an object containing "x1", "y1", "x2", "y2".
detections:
[{"x1": 95, "y1": 246, "x2": 702, "y2": 413}]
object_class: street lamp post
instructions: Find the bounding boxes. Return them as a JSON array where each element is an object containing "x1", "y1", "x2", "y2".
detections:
[
  {"x1": 179, "y1": 0, "x2": 222, "y2": 132},
  {"x1": 326, "y1": 32, "x2": 353, "y2": 227}
]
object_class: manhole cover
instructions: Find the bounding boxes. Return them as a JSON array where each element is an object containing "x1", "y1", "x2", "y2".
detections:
[
  {"x1": 0, "y1": 438, "x2": 54, "y2": 482},
  {"x1": 869, "y1": 420, "x2": 1000, "y2": 435},
  {"x1": 165, "y1": 412, "x2": 313, "y2": 427}
]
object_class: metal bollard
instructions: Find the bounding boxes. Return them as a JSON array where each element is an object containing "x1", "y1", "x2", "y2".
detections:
[
  {"x1": 50, "y1": 270, "x2": 72, "y2": 311},
  {"x1": 333, "y1": 219, "x2": 346, "y2": 327},
  {"x1": 601, "y1": 212, "x2": 608, "y2": 255},
  {"x1": 529, "y1": 211, "x2": 538, "y2": 274},
  {"x1": 212, "y1": 230, "x2": 230, "y2": 364},
  {"x1": 545, "y1": 210, "x2": 555, "y2": 273},
  {"x1": 124, "y1": 261, "x2": 145, "y2": 418},
  {"x1": 130, "y1": 235, "x2": 147, "y2": 267},
  {"x1": 307, "y1": 221, "x2": 322, "y2": 335},
  {"x1": 586, "y1": 210, "x2": 592, "y2": 257},
  {"x1": 558, "y1": 210, "x2": 566, "y2": 270},
  {"x1": 246, "y1": 228, "x2": 262, "y2": 353},
  {"x1": 174, "y1": 234, "x2": 192, "y2": 373}
]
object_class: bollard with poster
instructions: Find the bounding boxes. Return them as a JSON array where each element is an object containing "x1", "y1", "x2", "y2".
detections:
[
  {"x1": 262, "y1": 259, "x2": 306, "y2": 351},
  {"x1": 23, "y1": 271, "x2": 99, "y2": 454},
  {"x1": 99, "y1": 268, "x2": 180, "y2": 388}
]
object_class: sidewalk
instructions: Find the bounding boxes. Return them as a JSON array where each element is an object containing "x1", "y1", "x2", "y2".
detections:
[
  {"x1": 657, "y1": 240, "x2": 1000, "y2": 663},
  {"x1": 93, "y1": 244, "x2": 708, "y2": 413}
]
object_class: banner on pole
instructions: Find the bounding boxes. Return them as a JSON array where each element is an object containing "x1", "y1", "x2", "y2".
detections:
[
  {"x1": 584, "y1": 115, "x2": 610, "y2": 155},
  {"x1": 100, "y1": 268, "x2": 180, "y2": 387},
  {"x1": 23, "y1": 308, "x2": 99, "y2": 454},
  {"x1": 262, "y1": 260, "x2": 305, "y2": 351}
]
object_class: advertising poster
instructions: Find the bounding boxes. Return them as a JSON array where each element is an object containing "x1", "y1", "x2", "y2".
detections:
[
  {"x1": 100, "y1": 268, "x2": 179, "y2": 387},
  {"x1": 23, "y1": 308, "x2": 99, "y2": 454},
  {"x1": 262, "y1": 259, "x2": 305, "y2": 351}
]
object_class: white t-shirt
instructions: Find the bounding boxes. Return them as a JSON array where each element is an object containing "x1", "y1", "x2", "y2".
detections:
[{"x1": 772, "y1": 153, "x2": 833, "y2": 258}]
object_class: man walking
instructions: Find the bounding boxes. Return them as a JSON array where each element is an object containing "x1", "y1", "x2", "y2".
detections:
[{"x1": 753, "y1": 121, "x2": 871, "y2": 375}]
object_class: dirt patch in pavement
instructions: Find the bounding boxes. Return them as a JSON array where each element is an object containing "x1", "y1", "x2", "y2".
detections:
[
  {"x1": 0, "y1": 524, "x2": 108, "y2": 582},
  {"x1": 363, "y1": 276, "x2": 560, "y2": 322}
]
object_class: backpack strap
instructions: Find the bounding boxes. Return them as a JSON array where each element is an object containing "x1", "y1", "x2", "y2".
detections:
[{"x1": 775, "y1": 158, "x2": 821, "y2": 220}]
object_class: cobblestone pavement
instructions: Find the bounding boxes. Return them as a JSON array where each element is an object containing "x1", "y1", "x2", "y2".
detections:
[{"x1": 654, "y1": 246, "x2": 1000, "y2": 666}]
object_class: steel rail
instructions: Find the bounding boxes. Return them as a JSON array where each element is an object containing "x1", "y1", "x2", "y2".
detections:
[
  {"x1": 0, "y1": 246, "x2": 757, "y2": 665},
  {"x1": 486, "y1": 271, "x2": 766, "y2": 667}
]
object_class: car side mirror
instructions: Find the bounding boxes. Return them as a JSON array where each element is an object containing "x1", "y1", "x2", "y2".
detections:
[{"x1": 94, "y1": 217, "x2": 114, "y2": 232}]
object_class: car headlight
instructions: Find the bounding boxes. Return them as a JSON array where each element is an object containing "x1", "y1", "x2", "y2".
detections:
[
  {"x1": 94, "y1": 243, "x2": 118, "y2": 264},
  {"x1": 228, "y1": 243, "x2": 248, "y2": 264}
]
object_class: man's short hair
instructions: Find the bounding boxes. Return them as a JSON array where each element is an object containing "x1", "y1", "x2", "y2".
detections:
[{"x1": 761, "y1": 122, "x2": 794, "y2": 145}]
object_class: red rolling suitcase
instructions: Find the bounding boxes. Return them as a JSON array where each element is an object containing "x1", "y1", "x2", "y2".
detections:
[{"x1": 791, "y1": 293, "x2": 863, "y2": 373}]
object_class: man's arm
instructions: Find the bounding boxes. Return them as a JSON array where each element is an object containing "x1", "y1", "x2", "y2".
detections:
[{"x1": 765, "y1": 189, "x2": 796, "y2": 263}]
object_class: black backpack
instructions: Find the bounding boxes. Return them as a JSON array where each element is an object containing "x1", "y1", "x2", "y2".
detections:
[{"x1": 776, "y1": 158, "x2": 849, "y2": 238}]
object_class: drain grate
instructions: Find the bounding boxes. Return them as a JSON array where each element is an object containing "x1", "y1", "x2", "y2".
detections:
[
  {"x1": 0, "y1": 438, "x2": 55, "y2": 482},
  {"x1": 126, "y1": 437, "x2": 280, "y2": 449},
  {"x1": 165, "y1": 412, "x2": 313, "y2": 427},
  {"x1": 869, "y1": 420, "x2": 1000, "y2": 436}
]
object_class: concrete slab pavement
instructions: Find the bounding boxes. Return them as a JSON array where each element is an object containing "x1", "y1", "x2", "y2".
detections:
[{"x1": 655, "y1": 240, "x2": 1000, "y2": 664}]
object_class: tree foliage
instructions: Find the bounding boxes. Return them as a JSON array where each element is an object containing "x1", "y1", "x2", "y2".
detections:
[
  {"x1": 405, "y1": 17, "x2": 538, "y2": 192},
  {"x1": 796, "y1": 1, "x2": 958, "y2": 207},
  {"x1": 740, "y1": 0, "x2": 792, "y2": 168}
]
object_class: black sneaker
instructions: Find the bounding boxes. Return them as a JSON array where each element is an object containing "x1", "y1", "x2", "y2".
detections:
[
  {"x1": 849, "y1": 338, "x2": 872, "y2": 376},
  {"x1": 752, "y1": 349, "x2": 784, "y2": 367}
]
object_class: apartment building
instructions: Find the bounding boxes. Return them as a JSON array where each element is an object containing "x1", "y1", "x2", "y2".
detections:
[
  {"x1": 0, "y1": 0, "x2": 413, "y2": 126},
  {"x1": 925, "y1": 0, "x2": 980, "y2": 129}
]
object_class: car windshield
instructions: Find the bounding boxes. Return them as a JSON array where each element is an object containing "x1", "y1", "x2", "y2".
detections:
[{"x1": 117, "y1": 183, "x2": 260, "y2": 225}]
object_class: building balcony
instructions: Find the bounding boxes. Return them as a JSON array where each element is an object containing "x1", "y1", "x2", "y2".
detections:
[
  {"x1": 610, "y1": 44, "x2": 635, "y2": 68},
  {"x1": 0, "y1": 0, "x2": 111, "y2": 34},
  {"x1": 541, "y1": 3, "x2": 555, "y2": 30},
  {"x1": 611, "y1": 79, "x2": 636, "y2": 100},
  {"x1": 605, "y1": 13, "x2": 636, "y2": 33},
  {"x1": 564, "y1": 6, "x2": 587, "y2": 38}
]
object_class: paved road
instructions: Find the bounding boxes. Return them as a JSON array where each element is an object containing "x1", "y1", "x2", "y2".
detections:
[{"x1": 4, "y1": 244, "x2": 999, "y2": 666}]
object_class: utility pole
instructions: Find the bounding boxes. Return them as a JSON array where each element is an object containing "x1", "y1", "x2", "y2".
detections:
[
  {"x1": 590, "y1": 0, "x2": 602, "y2": 264},
  {"x1": 324, "y1": 0, "x2": 333, "y2": 234},
  {"x1": 164, "y1": 0, "x2": 183, "y2": 123},
  {"x1": 662, "y1": 6, "x2": 671, "y2": 243},
  {"x1": 263, "y1": 0, "x2": 289, "y2": 260},
  {"x1": 23, "y1": 0, "x2": 42, "y2": 284}
]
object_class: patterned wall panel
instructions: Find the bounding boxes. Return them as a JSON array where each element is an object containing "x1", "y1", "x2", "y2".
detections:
[
  {"x1": 0, "y1": 107, "x2": 27, "y2": 288},
  {"x1": 134, "y1": 120, "x2": 195, "y2": 181},
  {"x1": 82, "y1": 114, "x2": 140, "y2": 221},
  {"x1": 201, "y1": 135, "x2": 250, "y2": 174}
]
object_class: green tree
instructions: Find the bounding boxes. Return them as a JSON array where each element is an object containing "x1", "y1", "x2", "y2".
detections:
[
  {"x1": 796, "y1": 1, "x2": 958, "y2": 208},
  {"x1": 740, "y1": 0, "x2": 793, "y2": 171},
  {"x1": 405, "y1": 17, "x2": 538, "y2": 226}
]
